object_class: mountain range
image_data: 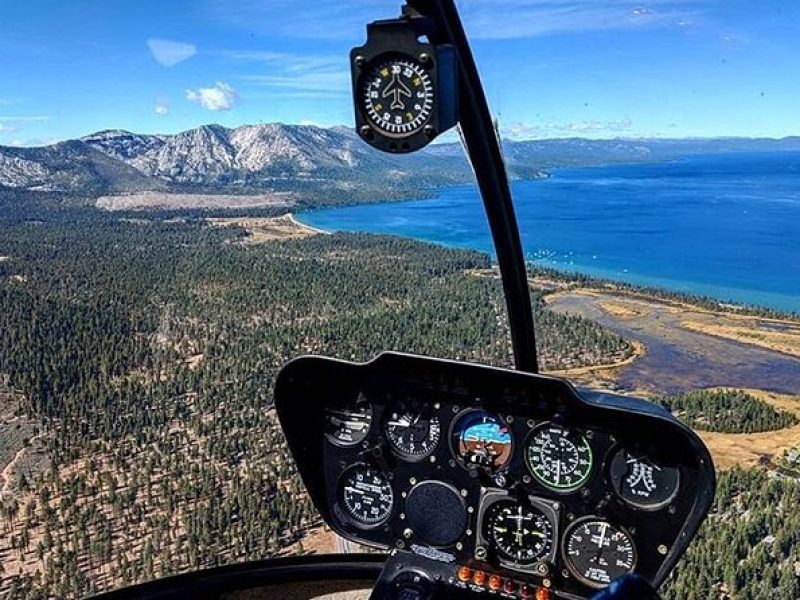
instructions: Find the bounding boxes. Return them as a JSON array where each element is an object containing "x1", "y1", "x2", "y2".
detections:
[{"x1": 2, "y1": 123, "x2": 800, "y2": 208}]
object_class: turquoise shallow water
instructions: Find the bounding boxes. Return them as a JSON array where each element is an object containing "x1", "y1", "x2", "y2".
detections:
[{"x1": 299, "y1": 152, "x2": 800, "y2": 313}]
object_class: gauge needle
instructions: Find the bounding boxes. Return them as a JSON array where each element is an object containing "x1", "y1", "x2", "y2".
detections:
[
  {"x1": 387, "y1": 418, "x2": 411, "y2": 427},
  {"x1": 329, "y1": 417, "x2": 367, "y2": 430},
  {"x1": 344, "y1": 487, "x2": 365, "y2": 495}
]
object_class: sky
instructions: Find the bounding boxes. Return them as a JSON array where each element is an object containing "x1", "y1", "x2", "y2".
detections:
[{"x1": 1, "y1": 0, "x2": 799, "y2": 146}]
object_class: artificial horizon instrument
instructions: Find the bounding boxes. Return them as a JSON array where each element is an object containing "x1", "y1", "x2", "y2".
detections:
[{"x1": 95, "y1": 2, "x2": 715, "y2": 599}]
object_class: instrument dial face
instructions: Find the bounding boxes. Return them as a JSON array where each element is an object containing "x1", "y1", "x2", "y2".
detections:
[
  {"x1": 384, "y1": 398, "x2": 441, "y2": 460},
  {"x1": 564, "y1": 519, "x2": 637, "y2": 588},
  {"x1": 451, "y1": 410, "x2": 513, "y2": 472},
  {"x1": 526, "y1": 424, "x2": 593, "y2": 492},
  {"x1": 484, "y1": 500, "x2": 554, "y2": 565},
  {"x1": 325, "y1": 395, "x2": 373, "y2": 446},
  {"x1": 338, "y1": 465, "x2": 394, "y2": 527},
  {"x1": 361, "y1": 54, "x2": 434, "y2": 139},
  {"x1": 609, "y1": 449, "x2": 680, "y2": 510}
]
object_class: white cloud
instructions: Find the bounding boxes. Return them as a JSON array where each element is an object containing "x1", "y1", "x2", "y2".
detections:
[
  {"x1": 154, "y1": 101, "x2": 170, "y2": 116},
  {"x1": 0, "y1": 123, "x2": 18, "y2": 134},
  {"x1": 186, "y1": 82, "x2": 237, "y2": 111},
  {"x1": 147, "y1": 38, "x2": 197, "y2": 67}
]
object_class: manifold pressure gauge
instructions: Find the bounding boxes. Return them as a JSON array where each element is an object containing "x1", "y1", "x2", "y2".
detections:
[{"x1": 351, "y1": 20, "x2": 457, "y2": 153}]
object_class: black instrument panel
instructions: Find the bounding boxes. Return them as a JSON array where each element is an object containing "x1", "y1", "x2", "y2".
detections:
[{"x1": 275, "y1": 352, "x2": 715, "y2": 600}]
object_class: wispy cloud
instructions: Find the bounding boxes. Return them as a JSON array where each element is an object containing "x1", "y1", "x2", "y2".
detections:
[
  {"x1": 0, "y1": 123, "x2": 17, "y2": 134},
  {"x1": 458, "y1": 0, "x2": 708, "y2": 40},
  {"x1": 186, "y1": 82, "x2": 238, "y2": 111},
  {"x1": 147, "y1": 38, "x2": 197, "y2": 67},
  {"x1": 226, "y1": 50, "x2": 350, "y2": 96},
  {"x1": 502, "y1": 117, "x2": 634, "y2": 139},
  {"x1": 203, "y1": 0, "x2": 706, "y2": 41}
]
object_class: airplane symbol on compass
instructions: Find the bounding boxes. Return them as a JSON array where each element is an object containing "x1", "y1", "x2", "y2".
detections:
[{"x1": 382, "y1": 71, "x2": 413, "y2": 110}]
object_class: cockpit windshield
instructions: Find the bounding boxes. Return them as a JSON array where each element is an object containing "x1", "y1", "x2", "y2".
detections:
[{"x1": 0, "y1": 2, "x2": 799, "y2": 599}]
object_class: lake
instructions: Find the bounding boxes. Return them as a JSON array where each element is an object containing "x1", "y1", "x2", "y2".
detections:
[{"x1": 298, "y1": 152, "x2": 800, "y2": 313}]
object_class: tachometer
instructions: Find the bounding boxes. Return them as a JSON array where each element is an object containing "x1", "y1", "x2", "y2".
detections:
[
  {"x1": 337, "y1": 464, "x2": 394, "y2": 527},
  {"x1": 526, "y1": 423, "x2": 593, "y2": 492},
  {"x1": 325, "y1": 394, "x2": 373, "y2": 446},
  {"x1": 484, "y1": 499, "x2": 554, "y2": 565},
  {"x1": 383, "y1": 398, "x2": 441, "y2": 460},
  {"x1": 451, "y1": 410, "x2": 513, "y2": 472},
  {"x1": 609, "y1": 448, "x2": 680, "y2": 510},
  {"x1": 564, "y1": 518, "x2": 636, "y2": 588}
]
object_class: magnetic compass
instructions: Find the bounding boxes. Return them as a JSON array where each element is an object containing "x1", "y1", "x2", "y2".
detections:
[
  {"x1": 350, "y1": 23, "x2": 457, "y2": 153},
  {"x1": 361, "y1": 54, "x2": 435, "y2": 139}
]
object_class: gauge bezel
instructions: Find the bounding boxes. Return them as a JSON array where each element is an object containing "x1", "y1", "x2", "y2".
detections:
[
  {"x1": 335, "y1": 463, "x2": 395, "y2": 529},
  {"x1": 324, "y1": 397, "x2": 374, "y2": 447},
  {"x1": 382, "y1": 397, "x2": 441, "y2": 461},
  {"x1": 358, "y1": 52, "x2": 436, "y2": 140},
  {"x1": 562, "y1": 516, "x2": 638, "y2": 589},
  {"x1": 475, "y1": 489, "x2": 560, "y2": 574},
  {"x1": 448, "y1": 408, "x2": 514, "y2": 473},
  {"x1": 525, "y1": 422, "x2": 594, "y2": 493},
  {"x1": 607, "y1": 445, "x2": 681, "y2": 511}
]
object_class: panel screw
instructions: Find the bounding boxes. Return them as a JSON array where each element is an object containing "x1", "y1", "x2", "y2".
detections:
[
  {"x1": 562, "y1": 569, "x2": 570, "y2": 578},
  {"x1": 424, "y1": 125, "x2": 436, "y2": 138},
  {"x1": 506, "y1": 415, "x2": 514, "y2": 423},
  {"x1": 359, "y1": 125, "x2": 374, "y2": 139},
  {"x1": 455, "y1": 541, "x2": 463, "y2": 550},
  {"x1": 658, "y1": 544, "x2": 669, "y2": 555},
  {"x1": 461, "y1": 489, "x2": 469, "y2": 497},
  {"x1": 403, "y1": 528, "x2": 413, "y2": 539},
  {"x1": 430, "y1": 455, "x2": 437, "y2": 463},
  {"x1": 354, "y1": 55, "x2": 366, "y2": 67},
  {"x1": 419, "y1": 53, "x2": 431, "y2": 64},
  {"x1": 475, "y1": 546, "x2": 488, "y2": 560},
  {"x1": 410, "y1": 477, "x2": 417, "y2": 485}
]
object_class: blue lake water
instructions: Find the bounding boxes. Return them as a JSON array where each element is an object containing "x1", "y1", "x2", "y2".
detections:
[{"x1": 299, "y1": 152, "x2": 800, "y2": 313}]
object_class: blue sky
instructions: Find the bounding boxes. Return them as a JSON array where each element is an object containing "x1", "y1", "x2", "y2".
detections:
[{"x1": 1, "y1": 0, "x2": 799, "y2": 146}]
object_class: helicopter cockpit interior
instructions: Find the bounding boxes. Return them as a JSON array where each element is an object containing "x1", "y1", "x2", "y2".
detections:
[{"x1": 94, "y1": 1, "x2": 716, "y2": 599}]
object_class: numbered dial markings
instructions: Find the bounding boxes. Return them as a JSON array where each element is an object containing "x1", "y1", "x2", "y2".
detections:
[
  {"x1": 609, "y1": 449, "x2": 680, "y2": 510},
  {"x1": 564, "y1": 519, "x2": 637, "y2": 588},
  {"x1": 338, "y1": 465, "x2": 394, "y2": 527},
  {"x1": 362, "y1": 55, "x2": 434, "y2": 138},
  {"x1": 384, "y1": 398, "x2": 441, "y2": 460},
  {"x1": 324, "y1": 396, "x2": 373, "y2": 446},
  {"x1": 526, "y1": 424, "x2": 593, "y2": 491},
  {"x1": 484, "y1": 500, "x2": 554, "y2": 565}
]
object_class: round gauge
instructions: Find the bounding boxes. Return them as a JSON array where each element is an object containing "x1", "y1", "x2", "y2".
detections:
[
  {"x1": 564, "y1": 519, "x2": 637, "y2": 588},
  {"x1": 361, "y1": 53, "x2": 435, "y2": 139},
  {"x1": 609, "y1": 448, "x2": 680, "y2": 510},
  {"x1": 325, "y1": 395, "x2": 373, "y2": 446},
  {"x1": 383, "y1": 398, "x2": 441, "y2": 460},
  {"x1": 484, "y1": 500, "x2": 554, "y2": 565},
  {"x1": 525, "y1": 424, "x2": 593, "y2": 492},
  {"x1": 337, "y1": 464, "x2": 394, "y2": 527},
  {"x1": 451, "y1": 410, "x2": 513, "y2": 472}
]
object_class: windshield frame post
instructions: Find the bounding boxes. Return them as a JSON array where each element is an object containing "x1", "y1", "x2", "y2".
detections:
[{"x1": 406, "y1": 0, "x2": 539, "y2": 373}]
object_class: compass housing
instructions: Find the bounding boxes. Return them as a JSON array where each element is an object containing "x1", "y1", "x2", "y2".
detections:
[{"x1": 351, "y1": 21, "x2": 457, "y2": 153}]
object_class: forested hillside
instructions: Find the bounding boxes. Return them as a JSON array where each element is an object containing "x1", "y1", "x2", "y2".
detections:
[{"x1": 0, "y1": 210, "x2": 629, "y2": 597}]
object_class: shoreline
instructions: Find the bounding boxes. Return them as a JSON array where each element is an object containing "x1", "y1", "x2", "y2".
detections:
[{"x1": 287, "y1": 212, "x2": 332, "y2": 236}]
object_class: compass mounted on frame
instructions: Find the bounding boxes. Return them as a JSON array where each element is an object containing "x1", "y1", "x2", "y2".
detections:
[{"x1": 350, "y1": 16, "x2": 457, "y2": 153}]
